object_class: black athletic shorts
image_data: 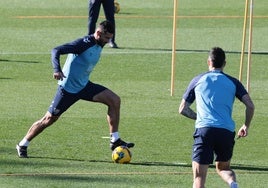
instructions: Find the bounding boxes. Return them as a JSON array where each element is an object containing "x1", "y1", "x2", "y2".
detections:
[
  {"x1": 192, "y1": 127, "x2": 235, "y2": 165},
  {"x1": 48, "y1": 81, "x2": 107, "y2": 116}
]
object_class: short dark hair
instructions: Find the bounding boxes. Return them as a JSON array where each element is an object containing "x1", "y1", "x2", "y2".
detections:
[
  {"x1": 98, "y1": 20, "x2": 115, "y2": 34},
  {"x1": 209, "y1": 47, "x2": 226, "y2": 68}
]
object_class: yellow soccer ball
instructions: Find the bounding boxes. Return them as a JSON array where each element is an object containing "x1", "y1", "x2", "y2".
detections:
[
  {"x1": 112, "y1": 146, "x2": 132, "y2": 164},
  {"x1": 114, "y1": 1, "x2": 120, "y2": 14}
]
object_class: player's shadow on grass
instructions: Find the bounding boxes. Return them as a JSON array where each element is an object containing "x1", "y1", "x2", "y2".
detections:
[
  {"x1": 29, "y1": 156, "x2": 268, "y2": 172},
  {"x1": 119, "y1": 47, "x2": 268, "y2": 55},
  {"x1": 130, "y1": 161, "x2": 191, "y2": 168},
  {"x1": 0, "y1": 58, "x2": 40, "y2": 64},
  {"x1": 0, "y1": 59, "x2": 40, "y2": 79},
  {"x1": 120, "y1": 47, "x2": 211, "y2": 54},
  {"x1": 227, "y1": 163, "x2": 268, "y2": 172},
  {"x1": 0, "y1": 77, "x2": 12, "y2": 79},
  {"x1": 131, "y1": 161, "x2": 268, "y2": 172}
]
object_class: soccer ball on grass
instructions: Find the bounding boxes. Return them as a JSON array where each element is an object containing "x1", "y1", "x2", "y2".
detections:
[
  {"x1": 112, "y1": 146, "x2": 132, "y2": 164},
  {"x1": 114, "y1": 1, "x2": 120, "y2": 14}
]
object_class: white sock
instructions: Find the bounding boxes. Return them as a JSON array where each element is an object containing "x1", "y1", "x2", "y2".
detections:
[
  {"x1": 110, "y1": 132, "x2": 119, "y2": 143},
  {"x1": 19, "y1": 138, "x2": 30, "y2": 147},
  {"x1": 230, "y1": 182, "x2": 238, "y2": 188}
]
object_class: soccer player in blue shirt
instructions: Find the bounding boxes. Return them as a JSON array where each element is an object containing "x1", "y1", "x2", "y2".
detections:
[
  {"x1": 179, "y1": 47, "x2": 254, "y2": 188},
  {"x1": 16, "y1": 20, "x2": 134, "y2": 158}
]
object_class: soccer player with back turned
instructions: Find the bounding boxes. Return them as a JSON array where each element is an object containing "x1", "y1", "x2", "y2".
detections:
[{"x1": 178, "y1": 47, "x2": 254, "y2": 188}]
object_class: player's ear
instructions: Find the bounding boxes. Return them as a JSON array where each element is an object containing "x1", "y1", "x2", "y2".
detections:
[
  {"x1": 95, "y1": 29, "x2": 102, "y2": 39},
  {"x1": 207, "y1": 58, "x2": 211, "y2": 66}
]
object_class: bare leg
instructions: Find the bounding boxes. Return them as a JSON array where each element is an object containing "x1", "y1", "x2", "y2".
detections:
[
  {"x1": 92, "y1": 89, "x2": 120, "y2": 133},
  {"x1": 216, "y1": 161, "x2": 237, "y2": 187},
  {"x1": 91, "y1": 88, "x2": 134, "y2": 150},
  {"x1": 192, "y1": 161, "x2": 209, "y2": 188},
  {"x1": 24, "y1": 111, "x2": 59, "y2": 141}
]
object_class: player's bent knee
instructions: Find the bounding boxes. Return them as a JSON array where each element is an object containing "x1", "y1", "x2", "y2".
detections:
[
  {"x1": 216, "y1": 161, "x2": 231, "y2": 172},
  {"x1": 112, "y1": 95, "x2": 121, "y2": 106},
  {"x1": 105, "y1": 91, "x2": 120, "y2": 107},
  {"x1": 41, "y1": 113, "x2": 59, "y2": 127}
]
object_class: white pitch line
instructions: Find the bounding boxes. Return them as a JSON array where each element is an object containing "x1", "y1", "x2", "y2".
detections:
[{"x1": 101, "y1": 136, "x2": 110, "y2": 139}]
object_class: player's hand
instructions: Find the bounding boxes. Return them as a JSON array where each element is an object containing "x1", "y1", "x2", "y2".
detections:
[
  {"x1": 53, "y1": 72, "x2": 66, "y2": 81},
  {"x1": 237, "y1": 124, "x2": 249, "y2": 139}
]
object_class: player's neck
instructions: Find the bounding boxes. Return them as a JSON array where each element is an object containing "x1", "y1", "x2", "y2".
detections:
[{"x1": 209, "y1": 67, "x2": 223, "y2": 72}]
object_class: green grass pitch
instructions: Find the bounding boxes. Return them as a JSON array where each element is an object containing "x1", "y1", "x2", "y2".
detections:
[{"x1": 0, "y1": 0, "x2": 267, "y2": 187}]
